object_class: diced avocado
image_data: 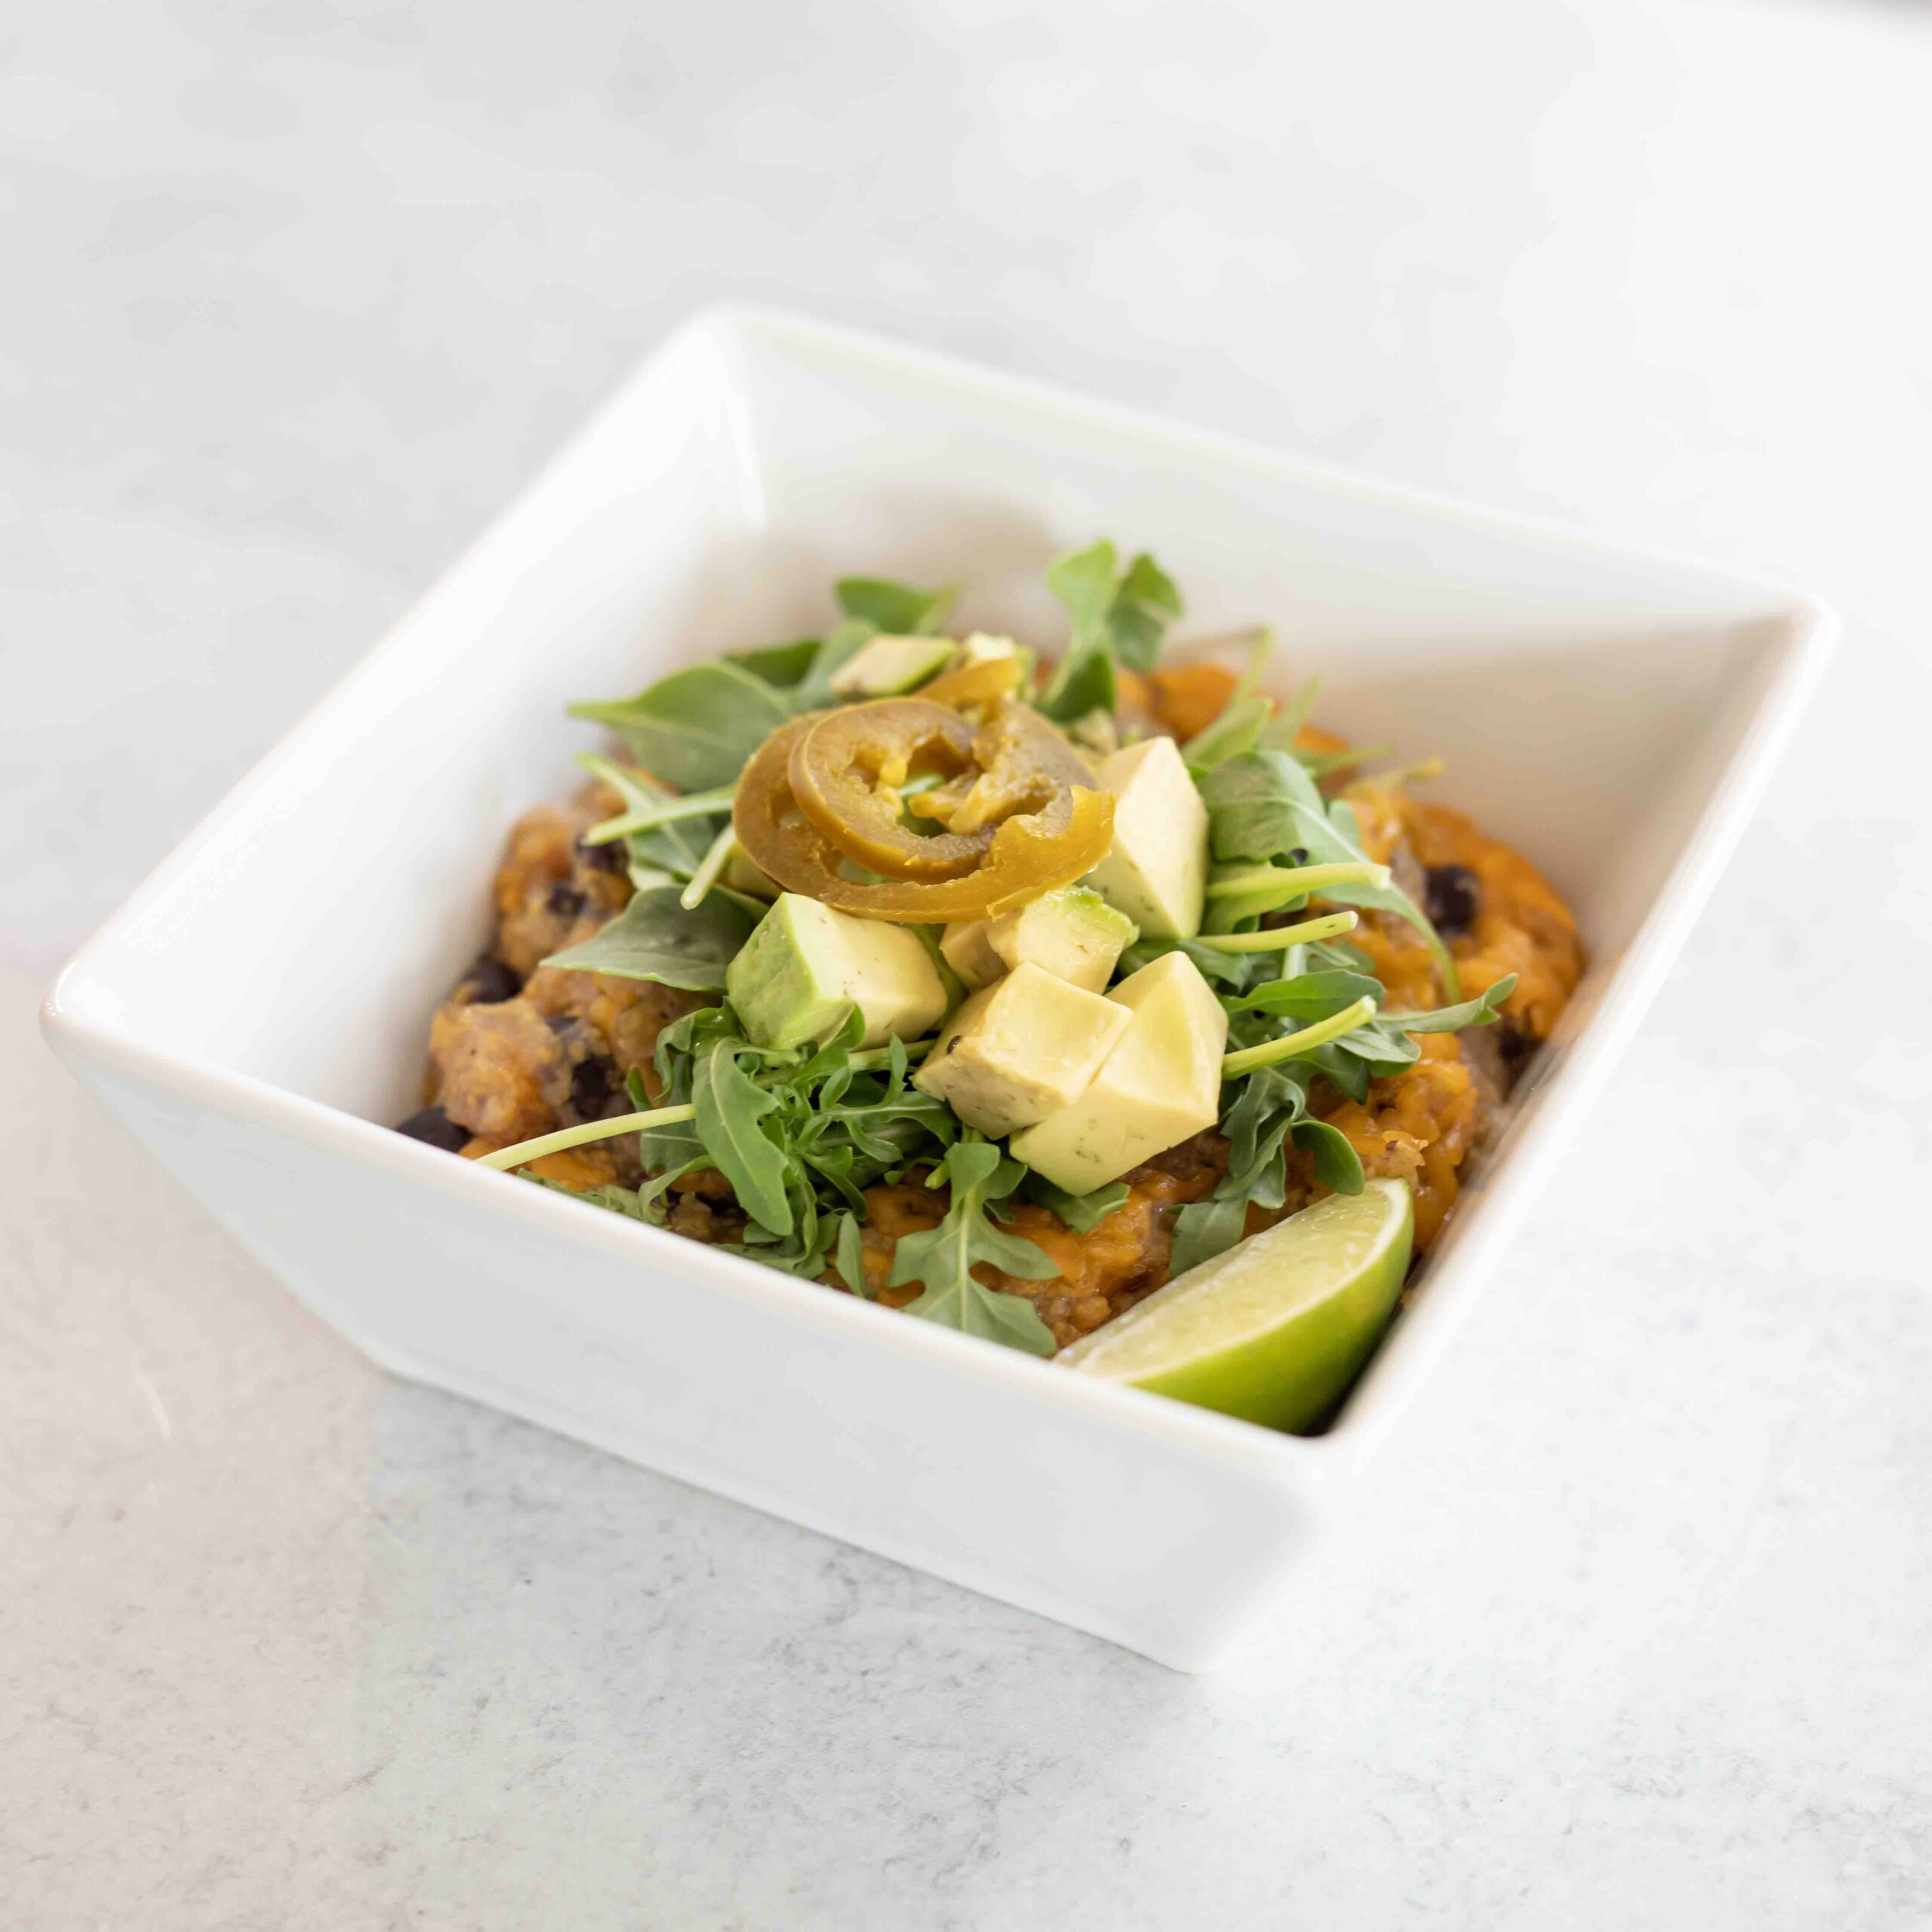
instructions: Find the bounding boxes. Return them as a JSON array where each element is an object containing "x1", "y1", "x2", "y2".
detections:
[
  {"x1": 829, "y1": 634, "x2": 958, "y2": 697},
  {"x1": 1083, "y1": 735, "x2": 1209, "y2": 940},
  {"x1": 721, "y1": 844, "x2": 780, "y2": 900},
  {"x1": 913, "y1": 963, "x2": 1131, "y2": 1139},
  {"x1": 1009, "y1": 951, "x2": 1227, "y2": 1195},
  {"x1": 939, "y1": 919, "x2": 1004, "y2": 991},
  {"x1": 986, "y1": 887, "x2": 1137, "y2": 995},
  {"x1": 960, "y1": 632, "x2": 1019, "y2": 664},
  {"x1": 727, "y1": 893, "x2": 950, "y2": 1050}
]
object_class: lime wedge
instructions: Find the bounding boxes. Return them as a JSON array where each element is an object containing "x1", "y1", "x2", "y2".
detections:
[{"x1": 1060, "y1": 1180, "x2": 1414, "y2": 1432}]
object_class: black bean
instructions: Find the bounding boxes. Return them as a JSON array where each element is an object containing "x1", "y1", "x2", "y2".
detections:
[
  {"x1": 1497, "y1": 1020, "x2": 1535, "y2": 1077},
  {"x1": 395, "y1": 1106, "x2": 471, "y2": 1152},
  {"x1": 1423, "y1": 863, "x2": 1481, "y2": 939},
  {"x1": 545, "y1": 880, "x2": 589, "y2": 920},
  {"x1": 459, "y1": 955, "x2": 521, "y2": 1004},
  {"x1": 571, "y1": 1056, "x2": 617, "y2": 1115},
  {"x1": 576, "y1": 834, "x2": 626, "y2": 875}
]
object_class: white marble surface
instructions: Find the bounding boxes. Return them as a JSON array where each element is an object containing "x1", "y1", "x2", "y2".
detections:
[{"x1": 7, "y1": 0, "x2": 1932, "y2": 1924}]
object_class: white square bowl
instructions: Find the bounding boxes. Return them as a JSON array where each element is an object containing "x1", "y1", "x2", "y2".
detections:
[{"x1": 41, "y1": 308, "x2": 1833, "y2": 1672}]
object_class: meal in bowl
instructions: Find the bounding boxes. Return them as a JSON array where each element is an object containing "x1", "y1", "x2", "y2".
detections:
[{"x1": 395, "y1": 545, "x2": 1581, "y2": 1431}]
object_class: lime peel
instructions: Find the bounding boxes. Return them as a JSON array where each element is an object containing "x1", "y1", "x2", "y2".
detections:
[{"x1": 1061, "y1": 1179, "x2": 1414, "y2": 1433}]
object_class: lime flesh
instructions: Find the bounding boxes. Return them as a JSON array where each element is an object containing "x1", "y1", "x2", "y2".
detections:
[{"x1": 1060, "y1": 1180, "x2": 1414, "y2": 1433}]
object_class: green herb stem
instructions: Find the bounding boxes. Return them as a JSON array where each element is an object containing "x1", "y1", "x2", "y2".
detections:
[
  {"x1": 680, "y1": 823, "x2": 739, "y2": 910},
  {"x1": 1192, "y1": 910, "x2": 1360, "y2": 952},
  {"x1": 848, "y1": 1035, "x2": 937, "y2": 1072},
  {"x1": 584, "y1": 786, "x2": 737, "y2": 845},
  {"x1": 1229, "y1": 626, "x2": 1274, "y2": 704},
  {"x1": 478, "y1": 1104, "x2": 697, "y2": 1172},
  {"x1": 1362, "y1": 755, "x2": 1444, "y2": 790},
  {"x1": 1220, "y1": 995, "x2": 1380, "y2": 1078},
  {"x1": 1297, "y1": 743, "x2": 1393, "y2": 779},
  {"x1": 1204, "y1": 861, "x2": 1390, "y2": 901}
]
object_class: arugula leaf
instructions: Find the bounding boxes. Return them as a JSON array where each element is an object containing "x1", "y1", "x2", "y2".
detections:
[
  {"x1": 693, "y1": 1035, "x2": 794, "y2": 1236},
  {"x1": 1168, "y1": 1192, "x2": 1248, "y2": 1278},
  {"x1": 1026, "y1": 1177, "x2": 1131, "y2": 1234},
  {"x1": 1291, "y1": 1118, "x2": 1364, "y2": 1193},
  {"x1": 1380, "y1": 975, "x2": 1517, "y2": 1035},
  {"x1": 1168, "y1": 1056, "x2": 1367, "y2": 1275},
  {"x1": 570, "y1": 662, "x2": 792, "y2": 792},
  {"x1": 788, "y1": 617, "x2": 876, "y2": 711},
  {"x1": 540, "y1": 886, "x2": 758, "y2": 992},
  {"x1": 1118, "y1": 934, "x2": 1263, "y2": 992},
  {"x1": 522, "y1": 1174, "x2": 648, "y2": 1220},
  {"x1": 730, "y1": 638, "x2": 822, "y2": 687},
  {"x1": 1323, "y1": 974, "x2": 1518, "y2": 1077},
  {"x1": 889, "y1": 1138, "x2": 1057, "y2": 1355},
  {"x1": 1198, "y1": 750, "x2": 1457, "y2": 997},
  {"x1": 1038, "y1": 540, "x2": 1183, "y2": 720},
  {"x1": 835, "y1": 1211, "x2": 871, "y2": 1300},
  {"x1": 1232, "y1": 969, "x2": 1384, "y2": 1020},
  {"x1": 1045, "y1": 540, "x2": 1117, "y2": 635},
  {"x1": 1183, "y1": 696, "x2": 1271, "y2": 775},
  {"x1": 1109, "y1": 552, "x2": 1183, "y2": 672},
  {"x1": 577, "y1": 753, "x2": 721, "y2": 884},
  {"x1": 834, "y1": 577, "x2": 959, "y2": 635}
]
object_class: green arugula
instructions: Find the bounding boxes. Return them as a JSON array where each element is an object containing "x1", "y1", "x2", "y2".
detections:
[
  {"x1": 1026, "y1": 1175, "x2": 1131, "y2": 1234},
  {"x1": 1318, "y1": 974, "x2": 1518, "y2": 1082},
  {"x1": 728, "y1": 638, "x2": 822, "y2": 687},
  {"x1": 834, "y1": 1211, "x2": 871, "y2": 1300},
  {"x1": 1183, "y1": 697, "x2": 1271, "y2": 774},
  {"x1": 1168, "y1": 967, "x2": 1518, "y2": 1273},
  {"x1": 570, "y1": 662, "x2": 792, "y2": 792},
  {"x1": 1038, "y1": 540, "x2": 1183, "y2": 721},
  {"x1": 1198, "y1": 749, "x2": 1458, "y2": 997},
  {"x1": 888, "y1": 1137, "x2": 1057, "y2": 1355},
  {"x1": 577, "y1": 752, "x2": 724, "y2": 888},
  {"x1": 834, "y1": 576, "x2": 959, "y2": 635},
  {"x1": 693, "y1": 1033, "x2": 795, "y2": 1235},
  {"x1": 1231, "y1": 968, "x2": 1385, "y2": 1020},
  {"x1": 539, "y1": 885, "x2": 759, "y2": 991}
]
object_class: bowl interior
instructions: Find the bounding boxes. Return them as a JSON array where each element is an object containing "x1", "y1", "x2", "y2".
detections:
[{"x1": 60, "y1": 312, "x2": 1811, "y2": 1154}]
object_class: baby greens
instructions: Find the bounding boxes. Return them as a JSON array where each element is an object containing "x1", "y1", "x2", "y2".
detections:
[
  {"x1": 539, "y1": 885, "x2": 759, "y2": 992},
  {"x1": 1198, "y1": 749, "x2": 1460, "y2": 998},
  {"x1": 577, "y1": 754, "x2": 726, "y2": 889},
  {"x1": 834, "y1": 575, "x2": 958, "y2": 635},
  {"x1": 1038, "y1": 539, "x2": 1183, "y2": 722},
  {"x1": 570, "y1": 662, "x2": 792, "y2": 794},
  {"x1": 888, "y1": 1137, "x2": 1057, "y2": 1355},
  {"x1": 573, "y1": 577, "x2": 961, "y2": 792}
]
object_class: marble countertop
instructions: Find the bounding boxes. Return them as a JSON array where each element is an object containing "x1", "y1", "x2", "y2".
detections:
[{"x1": 8, "y1": 1, "x2": 1932, "y2": 1924}]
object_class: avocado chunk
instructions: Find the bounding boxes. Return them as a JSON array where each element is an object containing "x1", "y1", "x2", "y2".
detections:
[
  {"x1": 1083, "y1": 735, "x2": 1209, "y2": 940},
  {"x1": 986, "y1": 887, "x2": 1137, "y2": 994},
  {"x1": 721, "y1": 844, "x2": 780, "y2": 900},
  {"x1": 829, "y1": 634, "x2": 958, "y2": 697},
  {"x1": 942, "y1": 888, "x2": 1136, "y2": 996},
  {"x1": 727, "y1": 893, "x2": 951, "y2": 1050},
  {"x1": 1008, "y1": 951, "x2": 1227, "y2": 1194},
  {"x1": 938, "y1": 918, "x2": 1005, "y2": 991},
  {"x1": 959, "y1": 632, "x2": 1020, "y2": 664},
  {"x1": 913, "y1": 964, "x2": 1131, "y2": 1139}
]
